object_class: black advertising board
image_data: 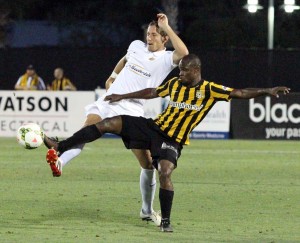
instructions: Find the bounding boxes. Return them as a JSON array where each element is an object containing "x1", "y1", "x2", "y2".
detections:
[{"x1": 231, "y1": 94, "x2": 300, "y2": 140}]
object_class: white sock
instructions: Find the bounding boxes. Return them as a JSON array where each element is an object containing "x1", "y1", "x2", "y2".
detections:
[
  {"x1": 140, "y1": 168, "x2": 156, "y2": 214},
  {"x1": 59, "y1": 144, "x2": 84, "y2": 167}
]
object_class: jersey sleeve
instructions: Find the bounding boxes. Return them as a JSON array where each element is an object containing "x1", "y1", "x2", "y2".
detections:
[
  {"x1": 164, "y1": 50, "x2": 177, "y2": 69},
  {"x1": 210, "y1": 82, "x2": 233, "y2": 101},
  {"x1": 156, "y1": 79, "x2": 173, "y2": 97}
]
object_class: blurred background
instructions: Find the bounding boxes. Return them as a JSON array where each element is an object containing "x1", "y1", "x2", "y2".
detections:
[{"x1": 0, "y1": 0, "x2": 299, "y2": 90}]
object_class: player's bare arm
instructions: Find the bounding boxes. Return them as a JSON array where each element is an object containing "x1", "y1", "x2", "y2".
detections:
[
  {"x1": 105, "y1": 88, "x2": 158, "y2": 103},
  {"x1": 230, "y1": 87, "x2": 290, "y2": 99},
  {"x1": 157, "y1": 13, "x2": 189, "y2": 64},
  {"x1": 105, "y1": 55, "x2": 127, "y2": 90}
]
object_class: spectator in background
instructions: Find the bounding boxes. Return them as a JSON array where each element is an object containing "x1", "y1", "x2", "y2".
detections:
[
  {"x1": 15, "y1": 65, "x2": 46, "y2": 90},
  {"x1": 48, "y1": 67, "x2": 76, "y2": 91}
]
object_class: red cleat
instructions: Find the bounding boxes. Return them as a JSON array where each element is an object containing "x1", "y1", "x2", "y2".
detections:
[{"x1": 46, "y1": 149, "x2": 62, "y2": 177}]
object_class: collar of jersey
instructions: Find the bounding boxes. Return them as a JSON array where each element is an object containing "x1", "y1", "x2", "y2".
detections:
[
  {"x1": 145, "y1": 48, "x2": 166, "y2": 57},
  {"x1": 177, "y1": 78, "x2": 204, "y2": 88}
]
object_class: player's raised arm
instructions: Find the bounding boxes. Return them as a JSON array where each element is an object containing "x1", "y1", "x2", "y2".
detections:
[
  {"x1": 105, "y1": 55, "x2": 127, "y2": 90},
  {"x1": 105, "y1": 88, "x2": 158, "y2": 103},
  {"x1": 229, "y1": 87, "x2": 290, "y2": 99},
  {"x1": 157, "y1": 13, "x2": 189, "y2": 65}
]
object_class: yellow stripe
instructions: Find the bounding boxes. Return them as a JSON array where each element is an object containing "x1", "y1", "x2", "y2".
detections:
[
  {"x1": 162, "y1": 83, "x2": 186, "y2": 131},
  {"x1": 179, "y1": 88, "x2": 199, "y2": 143},
  {"x1": 156, "y1": 80, "x2": 232, "y2": 145},
  {"x1": 156, "y1": 77, "x2": 178, "y2": 97},
  {"x1": 156, "y1": 80, "x2": 180, "y2": 125},
  {"x1": 184, "y1": 97, "x2": 215, "y2": 144},
  {"x1": 156, "y1": 106, "x2": 172, "y2": 127}
]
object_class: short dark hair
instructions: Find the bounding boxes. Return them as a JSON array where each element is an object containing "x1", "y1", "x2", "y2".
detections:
[
  {"x1": 27, "y1": 64, "x2": 35, "y2": 70},
  {"x1": 148, "y1": 20, "x2": 167, "y2": 38},
  {"x1": 182, "y1": 54, "x2": 201, "y2": 69}
]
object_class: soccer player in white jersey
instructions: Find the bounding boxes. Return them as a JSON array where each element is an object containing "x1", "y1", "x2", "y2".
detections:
[{"x1": 45, "y1": 13, "x2": 189, "y2": 226}]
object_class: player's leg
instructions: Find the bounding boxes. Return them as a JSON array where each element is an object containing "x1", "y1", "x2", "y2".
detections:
[
  {"x1": 44, "y1": 116, "x2": 123, "y2": 153},
  {"x1": 132, "y1": 149, "x2": 161, "y2": 226},
  {"x1": 46, "y1": 114, "x2": 102, "y2": 177},
  {"x1": 157, "y1": 159, "x2": 175, "y2": 232},
  {"x1": 59, "y1": 114, "x2": 102, "y2": 167}
]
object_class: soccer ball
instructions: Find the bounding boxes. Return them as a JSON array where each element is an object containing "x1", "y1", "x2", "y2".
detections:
[{"x1": 17, "y1": 123, "x2": 44, "y2": 149}]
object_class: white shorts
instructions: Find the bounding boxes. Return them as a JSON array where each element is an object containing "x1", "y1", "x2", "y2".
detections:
[{"x1": 85, "y1": 95, "x2": 144, "y2": 119}]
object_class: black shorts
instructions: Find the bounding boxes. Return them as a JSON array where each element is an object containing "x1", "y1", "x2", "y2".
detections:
[{"x1": 120, "y1": 115, "x2": 182, "y2": 167}]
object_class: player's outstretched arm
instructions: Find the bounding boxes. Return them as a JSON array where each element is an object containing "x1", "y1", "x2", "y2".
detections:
[
  {"x1": 105, "y1": 88, "x2": 158, "y2": 103},
  {"x1": 105, "y1": 55, "x2": 127, "y2": 90},
  {"x1": 230, "y1": 87, "x2": 290, "y2": 99},
  {"x1": 157, "y1": 13, "x2": 189, "y2": 64}
]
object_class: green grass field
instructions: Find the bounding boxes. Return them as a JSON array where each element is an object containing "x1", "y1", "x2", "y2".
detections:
[{"x1": 1, "y1": 138, "x2": 299, "y2": 243}]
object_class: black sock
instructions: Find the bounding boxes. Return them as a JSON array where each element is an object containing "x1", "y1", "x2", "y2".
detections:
[
  {"x1": 159, "y1": 188, "x2": 174, "y2": 221},
  {"x1": 58, "y1": 125, "x2": 102, "y2": 153}
]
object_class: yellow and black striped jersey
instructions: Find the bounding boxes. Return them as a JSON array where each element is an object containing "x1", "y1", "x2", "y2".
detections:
[{"x1": 155, "y1": 77, "x2": 233, "y2": 145}]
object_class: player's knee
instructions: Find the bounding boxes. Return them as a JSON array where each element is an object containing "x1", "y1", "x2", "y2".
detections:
[
  {"x1": 97, "y1": 118, "x2": 113, "y2": 132},
  {"x1": 132, "y1": 149, "x2": 153, "y2": 169},
  {"x1": 139, "y1": 158, "x2": 153, "y2": 169},
  {"x1": 98, "y1": 116, "x2": 122, "y2": 134},
  {"x1": 158, "y1": 167, "x2": 172, "y2": 182},
  {"x1": 84, "y1": 114, "x2": 101, "y2": 127}
]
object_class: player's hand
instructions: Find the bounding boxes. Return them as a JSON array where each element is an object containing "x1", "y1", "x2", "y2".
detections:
[
  {"x1": 157, "y1": 13, "x2": 169, "y2": 30},
  {"x1": 269, "y1": 87, "x2": 290, "y2": 98},
  {"x1": 104, "y1": 94, "x2": 123, "y2": 103}
]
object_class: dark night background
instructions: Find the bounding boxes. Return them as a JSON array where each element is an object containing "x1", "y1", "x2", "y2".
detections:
[{"x1": 0, "y1": 0, "x2": 299, "y2": 91}]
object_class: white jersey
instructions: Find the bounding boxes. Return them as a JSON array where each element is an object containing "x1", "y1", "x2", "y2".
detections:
[
  {"x1": 107, "y1": 40, "x2": 176, "y2": 103},
  {"x1": 86, "y1": 40, "x2": 177, "y2": 118}
]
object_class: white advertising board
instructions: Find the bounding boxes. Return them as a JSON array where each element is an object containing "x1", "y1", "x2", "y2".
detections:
[
  {"x1": 1, "y1": 90, "x2": 231, "y2": 139},
  {"x1": 190, "y1": 101, "x2": 231, "y2": 139},
  {"x1": 0, "y1": 91, "x2": 95, "y2": 137}
]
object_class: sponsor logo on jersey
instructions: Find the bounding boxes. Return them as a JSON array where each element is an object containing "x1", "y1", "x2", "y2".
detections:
[
  {"x1": 169, "y1": 100, "x2": 203, "y2": 111},
  {"x1": 127, "y1": 63, "x2": 151, "y2": 78},
  {"x1": 196, "y1": 90, "x2": 204, "y2": 99}
]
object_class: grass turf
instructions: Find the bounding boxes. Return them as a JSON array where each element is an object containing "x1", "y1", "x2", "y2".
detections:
[{"x1": 1, "y1": 138, "x2": 299, "y2": 242}]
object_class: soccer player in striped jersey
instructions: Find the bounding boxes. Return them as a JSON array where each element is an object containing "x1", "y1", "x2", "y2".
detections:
[{"x1": 44, "y1": 54, "x2": 290, "y2": 232}]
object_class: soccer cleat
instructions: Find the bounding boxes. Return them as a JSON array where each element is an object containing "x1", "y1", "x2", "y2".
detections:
[
  {"x1": 140, "y1": 210, "x2": 161, "y2": 227},
  {"x1": 160, "y1": 218, "x2": 173, "y2": 232},
  {"x1": 43, "y1": 135, "x2": 59, "y2": 150},
  {"x1": 46, "y1": 149, "x2": 62, "y2": 177}
]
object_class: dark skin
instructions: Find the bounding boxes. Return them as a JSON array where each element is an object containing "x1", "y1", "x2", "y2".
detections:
[
  {"x1": 45, "y1": 56, "x2": 290, "y2": 191},
  {"x1": 103, "y1": 57, "x2": 290, "y2": 191}
]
